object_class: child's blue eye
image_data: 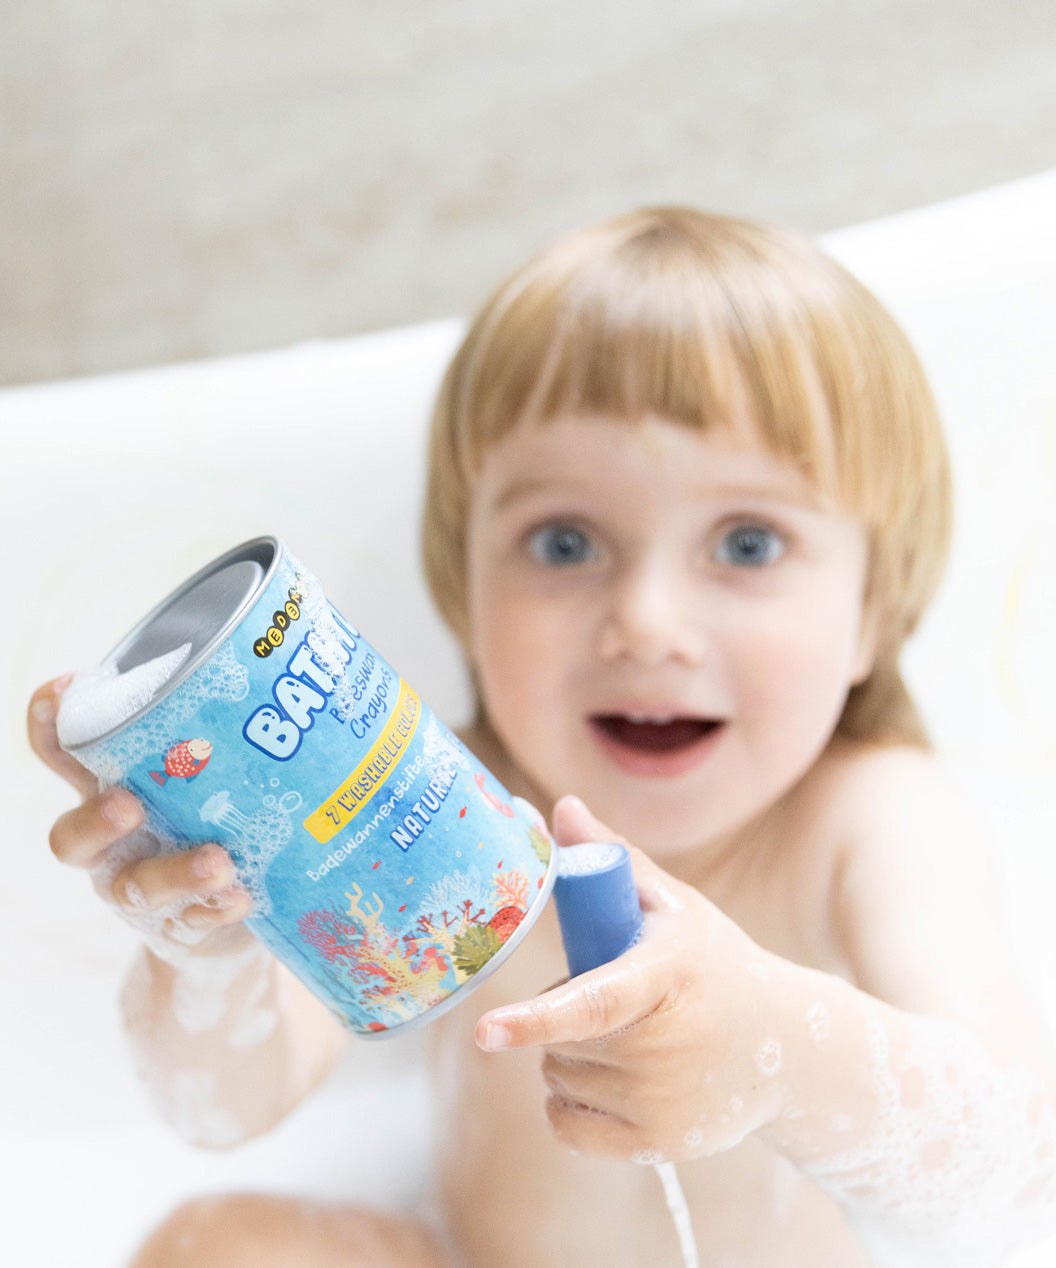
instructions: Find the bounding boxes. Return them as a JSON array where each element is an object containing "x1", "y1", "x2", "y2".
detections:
[
  {"x1": 715, "y1": 526, "x2": 784, "y2": 568},
  {"x1": 528, "y1": 525, "x2": 595, "y2": 566}
]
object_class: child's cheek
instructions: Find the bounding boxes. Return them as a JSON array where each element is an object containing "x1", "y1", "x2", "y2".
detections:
[
  {"x1": 471, "y1": 586, "x2": 557, "y2": 717},
  {"x1": 733, "y1": 600, "x2": 856, "y2": 724}
]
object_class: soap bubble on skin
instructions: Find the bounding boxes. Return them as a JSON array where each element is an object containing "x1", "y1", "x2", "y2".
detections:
[
  {"x1": 229, "y1": 1001, "x2": 278, "y2": 1049},
  {"x1": 806, "y1": 1001, "x2": 831, "y2": 1044},
  {"x1": 172, "y1": 941, "x2": 276, "y2": 1040},
  {"x1": 87, "y1": 825, "x2": 248, "y2": 969},
  {"x1": 168, "y1": 945, "x2": 262, "y2": 1034},
  {"x1": 120, "y1": 952, "x2": 271, "y2": 1146},
  {"x1": 90, "y1": 819, "x2": 273, "y2": 1045},
  {"x1": 756, "y1": 1038, "x2": 783, "y2": 1078},
  {"x1": 157, "y1": 1071, "x2": 247, "y2": 1149}
]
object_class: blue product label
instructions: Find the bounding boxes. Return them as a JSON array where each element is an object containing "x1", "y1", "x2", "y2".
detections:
[{"x1": 80, "y1": 547, "x2": 553, "y2": 1034}]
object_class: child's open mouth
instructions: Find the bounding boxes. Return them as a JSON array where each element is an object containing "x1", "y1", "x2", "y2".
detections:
[{"x1": 588, "y1": 714, "x2": 724, "y2": 778}]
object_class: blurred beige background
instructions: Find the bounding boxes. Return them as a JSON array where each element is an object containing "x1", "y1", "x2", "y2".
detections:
[{"x1": 2, "y1": 0, "x2": 1055, "y2": 386}]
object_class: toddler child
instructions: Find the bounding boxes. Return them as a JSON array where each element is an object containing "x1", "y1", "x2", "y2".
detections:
[{"x1": 30, "y1": 206, "x2": 1056, "y2": 1267}]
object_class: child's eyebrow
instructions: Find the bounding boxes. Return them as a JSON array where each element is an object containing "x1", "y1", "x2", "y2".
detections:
[
  {"x1": 490, "y1": 477, "x2": 577, "y2": 512},
  {"x1": 490, "y1": 474, "x2": 827, "y2": 515},
  {"x1": 702, "y1": 479, "x2": 829, "y2": 512}
]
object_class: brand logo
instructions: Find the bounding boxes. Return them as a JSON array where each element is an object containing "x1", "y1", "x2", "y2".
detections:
[{"x1": 253, "y1": 587, "x2": 304, "y2": 657}]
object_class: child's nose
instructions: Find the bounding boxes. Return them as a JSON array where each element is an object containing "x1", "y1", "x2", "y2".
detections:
[{"x1": 596, "y1": 560, "x2": 706, "y2": 667}]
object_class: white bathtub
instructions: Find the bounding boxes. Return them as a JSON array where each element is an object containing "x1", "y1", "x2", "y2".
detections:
[{"x1": 4, "y1": 172, "x2": 1055, "y2": 1267}]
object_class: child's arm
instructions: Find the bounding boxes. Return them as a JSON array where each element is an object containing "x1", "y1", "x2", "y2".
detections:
[
  {"x1": 476, "y1": 778, "x2": 1056, "y2": 1267},
  {"x1": 29, "y1": 677, "x2": 346, "y2": 1147}
]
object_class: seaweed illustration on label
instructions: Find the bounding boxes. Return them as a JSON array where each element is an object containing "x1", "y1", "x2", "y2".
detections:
[
  {"x1": 149, "y1": 738, "x2": 212, "y2": 785},
  {"x1": 452, "y1": 888, "x2": 529, "y2": 974},
  {"x1": 411, "y1": 868, "x2": 532, "y2": 977},
  {"x1": 474, "y1": 770, "x2": 514, "y2": 817},
  {"x1": 529, "y1": 825, "x2": 551, "y2": 866},
  {"x1": 296, "y1": 882, "x2": 453, "y2": 1025}
]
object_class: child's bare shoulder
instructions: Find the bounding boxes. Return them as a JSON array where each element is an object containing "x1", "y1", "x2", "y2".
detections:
[
  {"x1": 806, "y1": 738, "x2": 1010, "y2": 1013},
  {"x1": 775, "y1": 738, "x2": 953, "y2": 874},
  {"x1": 811, "y1": 737, "x2": 987, "y2": 856},
  {"x1": 806, "y1": 740, "x2": 953, "y2": 816}
]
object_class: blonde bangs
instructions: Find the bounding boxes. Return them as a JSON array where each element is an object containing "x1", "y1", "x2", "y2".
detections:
[{"x1": 446, "y1": 210, "x2": 893, "y2": 511}]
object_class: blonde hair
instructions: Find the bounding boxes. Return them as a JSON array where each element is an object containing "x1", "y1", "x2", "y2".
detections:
[{"x1": 422, "y1": 207, "x2": 952, "y2": 747}]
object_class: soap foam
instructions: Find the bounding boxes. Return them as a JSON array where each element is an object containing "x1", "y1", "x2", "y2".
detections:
[
  {"x1": 199, "y1": 789, "x2": 302, "y2": 916},
  {"x1": 65, "y1": 640, "x2": 250, "y2": 787},
  {"x1": 755, "y1": 1038, "x2": 783, "y2": 1078},
  {"x1": 804, "y1": 1013, "x2": 1056, "y2": 1266},
  {"x1": 89, "y1": 823, "x2": 261, "y2": 970},
  {"x1": 558, "y1": 842, "x2": 624, "y2": 877},
  {"x1": 57, "y1": 643, "x2": 192, "y2": 749},
  {"x1": 153, "y1": 1070, "x2": 247, "y2": 1149}
]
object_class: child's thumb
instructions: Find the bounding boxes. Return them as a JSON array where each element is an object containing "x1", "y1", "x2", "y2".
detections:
[
  {"x1": 550, "y1": 794, "x2": 694, "y2": 916},
  {"x1": 550, "y1": 794, "x2": 627, "y2": 849}
]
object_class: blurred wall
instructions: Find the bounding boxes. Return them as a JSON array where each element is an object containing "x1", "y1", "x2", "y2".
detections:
[{"x1": 2, "y1": 0, "x2": 1055, "y2": 386}]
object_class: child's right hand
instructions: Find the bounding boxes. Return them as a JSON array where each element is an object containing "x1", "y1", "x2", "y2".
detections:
[{"x1": 28, "y1": 674, "x2": 256, "y2": 965}]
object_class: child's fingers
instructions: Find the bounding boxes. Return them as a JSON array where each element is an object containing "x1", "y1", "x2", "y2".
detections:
[
  {"x1": 49, "y1": 787, "x2": 145, "y2": 868},
  {"x1": 27, "y1": 676, "x2": 98, "y2": 799},
  {"x1": 110, "y1": 843, "x2": 241, "y2": 914},
  {"x1": 544, "y1": 1094, "x2": 642, "y2": 1160},
  {"x1": 541, "y1": 1051, "x2": 629, "y2": 1117},
  {"x1": 174, "y1": 888, "x2": 256, "y2": 933},
  {"x1": 475, "y1": 949, "x2": 666, "y2": 1051}
]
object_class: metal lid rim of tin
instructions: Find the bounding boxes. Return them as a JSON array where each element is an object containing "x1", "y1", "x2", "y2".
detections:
[{"x1": 65, "y1": 535, "x2": 283, "y2": 752}]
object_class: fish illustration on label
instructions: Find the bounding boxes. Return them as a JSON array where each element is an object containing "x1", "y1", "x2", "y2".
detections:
[{"x1": 149, "y1": 738, "x2": 213, "y2": 785}]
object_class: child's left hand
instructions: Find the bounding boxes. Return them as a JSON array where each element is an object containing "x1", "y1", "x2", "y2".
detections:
[{"x1": 475, "y1": 795, "x2": 792, "y2": 1163}]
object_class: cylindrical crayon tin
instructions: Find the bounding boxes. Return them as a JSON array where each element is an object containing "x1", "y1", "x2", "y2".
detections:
[{"x1": 61, "y1": 537, "x2": 555, "y2": 1036}]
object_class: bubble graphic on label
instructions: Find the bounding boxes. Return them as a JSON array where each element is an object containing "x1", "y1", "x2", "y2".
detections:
[{"x1": 199, "y1": 788, "x2": 303, "y2": 912}]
